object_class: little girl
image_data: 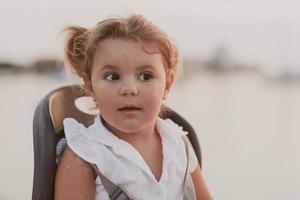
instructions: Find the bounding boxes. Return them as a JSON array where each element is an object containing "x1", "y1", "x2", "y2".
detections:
[{"x1": 55, "y1": 14, "x2": 213, "y2": 200}]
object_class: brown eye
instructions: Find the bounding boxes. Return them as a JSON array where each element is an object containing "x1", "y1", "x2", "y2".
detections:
[
  {"x1": 139, "y1": 73, "x2": 153, "y2": 81},
  {"x1": 104, "y1": 73, "x2": 119, "y2": 81}
]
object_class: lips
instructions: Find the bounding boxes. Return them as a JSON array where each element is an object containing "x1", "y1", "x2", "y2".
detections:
[
  {"x1": 118, "y1": 106, "x2": 141, "y2": 111},
  {"x1": 118, "y1": 105, "x2": 142, "y2": 112}
]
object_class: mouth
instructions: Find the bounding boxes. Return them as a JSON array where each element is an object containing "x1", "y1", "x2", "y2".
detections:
[{"x1": 118, "y1": 105, "x2": 142, "y2": 112}]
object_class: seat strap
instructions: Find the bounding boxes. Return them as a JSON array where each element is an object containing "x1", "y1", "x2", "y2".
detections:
[
  {"x1": 92, "y1": 164, "x2": 133, "y2": 200},
  {"x1": 182, "y1": 135, "x2": 190, "y2": 185}
]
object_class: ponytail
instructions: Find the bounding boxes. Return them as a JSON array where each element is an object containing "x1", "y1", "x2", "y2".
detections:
[{"x1": 64, "y1": 26, "x2": 88, "y2": 77}]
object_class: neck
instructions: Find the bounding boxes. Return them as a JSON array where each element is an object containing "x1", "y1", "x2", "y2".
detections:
[{"x1": 101, "y1": 117, "x2": 158, "y2": 144}]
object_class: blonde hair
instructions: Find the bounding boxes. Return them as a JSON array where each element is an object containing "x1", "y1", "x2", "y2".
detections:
[{"x1": 64, "y1": 14, "x2": 180, "y2": 79}]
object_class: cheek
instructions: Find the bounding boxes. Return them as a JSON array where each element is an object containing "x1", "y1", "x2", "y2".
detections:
[
  {"x1": 153, "y1": 79, "x2": 167, "y2": 96},
  {"x1": 96, "y1": 96, "x2": 116, "y2": 117},
  {"x1": 91, "y1": 84, "x2": 115, "y2": 105},
  {"x1": 142, "y1": 82, "x2": 166, "y2": 102}
]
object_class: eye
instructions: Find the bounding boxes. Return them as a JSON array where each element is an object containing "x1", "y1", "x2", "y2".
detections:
[
  {"x1": 138, "y1": 72, "x2": 153, "y2": 81},
  {"x1": 104, "y1": 73, "x2": 119, "y2": 81}
]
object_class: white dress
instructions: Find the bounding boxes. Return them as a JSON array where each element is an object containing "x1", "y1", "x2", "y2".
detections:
[{"x1": 59, "y1": 114, "x2": 198, "y2": 200}]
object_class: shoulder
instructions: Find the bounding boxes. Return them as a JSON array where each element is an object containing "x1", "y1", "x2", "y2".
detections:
[
  {"x1": 55, "y1": 146, "x2": 96, "y2": 200},
  {"x1": 57, "y1": 145, "x2": 95, "y2": 175},
  {"x1": 63, "y1": 117, "x2": 87, "y2": 139},
  {"x1": 62, "y1": 117, "x2": 99, "y2": 164},
  {"x1": 181, "y1": 135, "x2": 199, "y2": 173},
  {"x1": 157, "y1": 117, "x2": 188, "y2": 139},
  {"x1": 63, "y1": 117, "x2": 88, "y2": 145}
]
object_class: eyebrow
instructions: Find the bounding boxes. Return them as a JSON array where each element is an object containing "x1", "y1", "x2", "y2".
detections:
[
  {"x1": 99, "y1": 64, "x2": 156, "y2": 72},
  {"x1": 136, "y1": 64, "x2": 156, "y2": 71},
  {"x1": 99, "y1": 65, "x2": 118, "y2": 72}
]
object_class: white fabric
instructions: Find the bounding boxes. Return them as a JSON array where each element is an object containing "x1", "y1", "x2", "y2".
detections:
[{"x1": 61, "y1": 114, "x2": 198, "y2": 200}]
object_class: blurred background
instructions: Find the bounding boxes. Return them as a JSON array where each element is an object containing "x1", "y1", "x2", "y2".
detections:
[{"x1": 1, "y1": 0, "x2": 299, "y2": 199}]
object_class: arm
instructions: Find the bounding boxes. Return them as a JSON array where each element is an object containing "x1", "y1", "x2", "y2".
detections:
[
  {"x1": 191, "y1": 164, "x2": 214, "y2": 200},
  {"x1": 185, "y1": 138, "x2": 213, "y2": 200},
  {"x1": 55, "y1": 146, "x2": 96, "y2": 200}
]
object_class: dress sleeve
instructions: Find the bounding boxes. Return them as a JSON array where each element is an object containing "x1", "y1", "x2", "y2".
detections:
[
  {"x1": 188, "y1": 145, "x2": 198, "y2": 173},
  {"x1": 181, "y1": 134, "x2": 199, "y2": 173},
  {"x1": 62, "y1": 118, "x2": 98, "y2": 164}
]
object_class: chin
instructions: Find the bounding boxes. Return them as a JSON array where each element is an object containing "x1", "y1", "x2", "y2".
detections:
[
  {"x1": 116, "y1": 124, "x2": 145, "y2": 134},
  {"x1": 102, "y1": 115, "x2": 156, "y2": 135},
  {"x1": 103, "y1": 120, "x2": 143, "y2": 135}
]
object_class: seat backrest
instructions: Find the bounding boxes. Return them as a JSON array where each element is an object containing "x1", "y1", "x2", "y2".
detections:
[
  {"x1": 49, "y1": 85, "x2": 96, "y2": 133},
  {"x1": 32, "y1": 85, "x2": 201, "y2": 200}
]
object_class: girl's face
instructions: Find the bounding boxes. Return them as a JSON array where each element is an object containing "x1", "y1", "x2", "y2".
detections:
[{"x1": 85, "y1": 39, "x2": 174, "y2": 135}]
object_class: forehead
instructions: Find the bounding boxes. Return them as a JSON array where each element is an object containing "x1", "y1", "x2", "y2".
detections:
[{"x1": 92, "y1": 39, "x2": 165, "y2": 69}]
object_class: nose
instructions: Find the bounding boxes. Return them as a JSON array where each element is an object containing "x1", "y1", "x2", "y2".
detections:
[{"x1": 119, "y1": 79, "x2": 138, "y2": 96}]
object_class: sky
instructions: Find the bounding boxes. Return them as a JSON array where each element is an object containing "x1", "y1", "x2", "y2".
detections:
[{"x1": 1, "y1": 0, "x2": 300, "y2": 73}]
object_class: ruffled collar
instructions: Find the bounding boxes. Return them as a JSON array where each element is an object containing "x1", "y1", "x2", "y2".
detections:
[{"x1": 88, "y1": 114, "x2": 188, "y2": 182}]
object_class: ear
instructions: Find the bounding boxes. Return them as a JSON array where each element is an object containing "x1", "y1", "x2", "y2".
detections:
[
  {"x1": 163, "y1": 71, "x2": 174, "y2": 100},
  {"x1": 83, "y1": 73, "x2": 96, "y2": 99}
]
